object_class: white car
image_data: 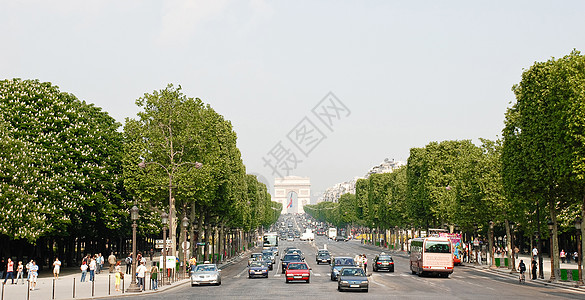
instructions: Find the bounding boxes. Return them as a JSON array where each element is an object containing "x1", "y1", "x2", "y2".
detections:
[{"x1": 191, "y1": 264, "x2": 221, "y2": 286}]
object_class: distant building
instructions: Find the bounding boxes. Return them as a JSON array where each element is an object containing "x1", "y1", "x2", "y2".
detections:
[
  {"x1": 318, "y1": 158, "x2": 404, "y2": 203},
  {"x1": 274, "y1": 176, "x2": 311, "y2": 214}
]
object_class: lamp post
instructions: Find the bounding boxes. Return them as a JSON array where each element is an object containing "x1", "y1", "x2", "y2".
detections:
[
  {"x1": 161, "y1": 212, "x2": 169, "y2": 285},
  {"x1": 126, "y1": 205, "x2": 142, "y2": 292},
  {"x1": 510, "y1": 222, "x2": 517, "y2": 273},
  {"x1": 182, "y1": 217, "x2": 189, "y2": 278},
  {"x1": 473, "y1": 223, "x2": 479, "y2": 265},
  {"x1": 547, "y1": 220, "x2": 556, "y2": 282},
  {"x1": 576, "y1": 217, "x2": 583, "y2": 286},
  {"x1": 489, "y1": 221, "x2": 496, "y2": 269}
]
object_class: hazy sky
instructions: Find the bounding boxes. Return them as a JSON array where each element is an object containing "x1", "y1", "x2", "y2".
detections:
[{"x1": 2, "y1": 0, "x2": 585, "y2": 200}]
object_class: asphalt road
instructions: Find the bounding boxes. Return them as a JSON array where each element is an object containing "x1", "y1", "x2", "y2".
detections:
[{"x1": 120, "y1": 235, "x2": 585, "y2": 300}]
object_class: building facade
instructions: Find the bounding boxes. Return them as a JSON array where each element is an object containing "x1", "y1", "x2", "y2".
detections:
[{"x1": 273, "y1": 176, "x2": 311, "y2": 214}]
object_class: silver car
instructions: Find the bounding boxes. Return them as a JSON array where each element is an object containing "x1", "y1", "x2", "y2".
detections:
[{"x1": 191, "y1": 264, "x2": 221, "y2": 286}]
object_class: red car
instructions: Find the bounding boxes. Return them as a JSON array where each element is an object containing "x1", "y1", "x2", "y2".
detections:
[{"x1": 285, "y1": 262, "x2": 311, "y2": 283}]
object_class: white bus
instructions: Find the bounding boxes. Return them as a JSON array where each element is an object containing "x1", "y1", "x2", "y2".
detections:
[
  {"x1": 263, "y1": 232, "x2": 279, "y2": 250},
  {"x1": 410, "y1": 237, "x2": 453, "y2": 277}
]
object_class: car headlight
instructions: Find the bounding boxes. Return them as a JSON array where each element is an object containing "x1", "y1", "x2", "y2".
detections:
[
  {"x1": 302, "y1": 273, "x2": 310, "y2": 276},
  {"x1": 341, "y1": 280, "x2": 349, "y2": 284},
  {"x1": 333, "y1": 269, "x2": 339, "y2": 274}
]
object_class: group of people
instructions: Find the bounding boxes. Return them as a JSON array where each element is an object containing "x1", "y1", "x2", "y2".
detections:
[
  {"x1": 0, "y1": 258, "x2": 39, "y2": 290},
  {"x1": 354, "y1": 254, "x2": 368, "y2": 272},
  {"x1": 559, "y1": 249, "x2": 579, "y2": 264}
]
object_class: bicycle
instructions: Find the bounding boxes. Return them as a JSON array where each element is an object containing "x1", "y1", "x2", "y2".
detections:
[{"x1": 519, "y1": 271, "x2": 525, "y2": 284}]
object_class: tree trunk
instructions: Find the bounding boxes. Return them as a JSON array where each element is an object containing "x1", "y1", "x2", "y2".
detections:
[
  {"x1": 505, "y1": 219, "x2": 512, "y2": 269},
  {"x1": 549, "y1": 198, "x2": 560, "y2": 281}
]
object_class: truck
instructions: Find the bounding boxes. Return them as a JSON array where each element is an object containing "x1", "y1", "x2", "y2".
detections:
[
  {"x1": 328, "y1": 228, "x2": 337, "y2": 240},
  {"x1": 300, "y1": 229, "x2": 315, "y2": 241}
]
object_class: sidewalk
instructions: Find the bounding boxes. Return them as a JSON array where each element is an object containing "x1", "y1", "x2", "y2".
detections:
[{"x1": 0, "y1": 250, "x2": 255, "y2": 300}]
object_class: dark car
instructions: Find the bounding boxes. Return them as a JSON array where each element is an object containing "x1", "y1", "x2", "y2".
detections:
[
  {"x1": 335, "y1": 236, "x2": 347, "y2": 242},
  {"x1": 373, "y1": 254, "x2": 394, "y2": 272},
  {"x1": 337, "y1": 267, "x2": 368, "y2": 292},
  {"x1": 316, "y1": 250, "x2": 331, "y2": 265},
  {"x1": 248, "y1": 261, "x2": 269, "y2": 278},
  {"x1": 281, "y1": 254, "x2": 303, "y2": 273},
  {"x1": 330, "y1": 257, "x2": 356, "y2": 281}
]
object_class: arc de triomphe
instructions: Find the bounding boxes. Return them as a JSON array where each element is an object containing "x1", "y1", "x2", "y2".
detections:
[{"x1": 273, "y1": 176, "x2": 311, "y2": 214}]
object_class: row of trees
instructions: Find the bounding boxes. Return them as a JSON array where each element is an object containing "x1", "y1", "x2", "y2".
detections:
[
  {"x1": 0, "y1": 79, "x2": 280, "y2": 266},
  {"x1": 306, "y1": 50, "x2": 585, "y2": 279}
]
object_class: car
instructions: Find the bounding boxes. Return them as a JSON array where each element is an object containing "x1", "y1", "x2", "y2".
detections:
[
  {"x1": 287, "y1": 235, "x2": 294, "y2": 241},
  {"x1": 373, "y1": 254, "x2": 394, "y2": 272},
  {"x1": 335, "y1": 236, "x2": 347, "y2": 242},
  {"x1": 248, "y1": 261, "x2": 269, "y2": 278},
  {"x1": 281, "y1": 254, "x2": 303, "y2": 273},
  {"x1": 337, "y1": 267, "x2": 368, "y2": 292},
  {"x1": 262, "y1": 252, "x2": 274, "y2": 270},
  {"x1": 190, "y1": 264, "x2": 221, "y2": 286},
  {"x1": 262, "y1": 249, "x2": 276, "y2": 264},
  {"x1": 248, "y1": 253, "x2": 263, "y2": 266},
  {"x1": 316, "y1": 250, "x2": 331, "y2": 265},
  {"x1": 285, "y1": 248, "x2": 303, "y2": 258},
  {"x1": 330, "y1": 257, "x2": 356, "y2": 281},
  {"x1": 285, "y1": 262, "x2": 311, "y2": 283},
  {"x1": 270, "y1": 246, "x2": 279, "y2": 256}
]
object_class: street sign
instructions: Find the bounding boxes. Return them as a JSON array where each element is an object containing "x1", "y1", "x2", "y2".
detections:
[
  {"x1": 182, "y1": 241, "x2": 190, "y2": 250},
  {"x1": 155, "y1": 239, "x2": 172, "y2": 249},
  {"x1": 196, "y1": 242, "x2": 206, "y2": 246}
]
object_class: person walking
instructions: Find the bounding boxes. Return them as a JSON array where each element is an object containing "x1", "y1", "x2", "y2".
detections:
[
  {"x1": 15, "y1": 261, "x2": 24, "y2": 284},
  {"x1": 125, "y1": 254, "x2": 132, "y2": 274},
  {"x1": 108, "y1": 252, "x2": 117, "y2": 273},
  {"x1": 114, "y1": 261, "x2": 122, "y2": 291},
  {"x1": 136, "y1": 261, "x2": 147, "y2": 291},
  {"x1": 80, "y1": 261, "x2": 88, "y2": 282},
  {"x1": 532, "y1": 246, "x2": 538, "y2": 260},
  {"x1": 4, "y1": 258, "x2": 14, "y2": 284},
  {"x1": 89, "y1": 257, "x2": 97, "y2": 281},
  {"x1": 25, "y1": 260, "x2": 32, "y2": 282},
  {"x1": 531, "y1": 258, "x2": 537, "y2": 280},
  {"x1": 362, "y1": 254, "x2": 368, "y2": 273},
  {"x1": 96, "y1": 253, "x2": 103, "y2": 274},
  {"x1": 518, "y1": 259, "x2": 526, "y2": 283},
  {"x1": 150, "y1": 263, "x2": 158, "y2": 290},
  {"x1": 53, "y1": 258, "x2": 61, "y2": 280},
  {"x1": 29, "y1": 260, "x2": 38, "y2": 291},
  {"x1": 560, "y1": 249, "x2": 566, "y2": 263}
]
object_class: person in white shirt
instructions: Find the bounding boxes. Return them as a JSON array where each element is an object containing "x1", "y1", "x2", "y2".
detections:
[
  {"x1": 136, "y1": 261, "x2": 147, "y2": 291},
  {"x1": 532, "y1": 247, "x2": 538, "y2": 260},
  {"x1": 89, "y1": 258, "x2": 97, "y2": 281},
  {"x1": 53, "y1": 258, "x2": 61, "y2": 280}
]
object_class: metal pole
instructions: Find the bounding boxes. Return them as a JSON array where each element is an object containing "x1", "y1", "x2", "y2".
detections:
[
  {"x1": 73, "y1": 278, "x2": 76, "y2": 298},
  {"x1": 108, "y1": 274, "x2": 111, "y2": 295},
  {"x1": 122, "y1": 276, "x2": 124, "y2": 294},
  {"x1": 92, "y1": 277, "x2": 95, "y2": 297},
  {"x1": 163, "y1": 224, "x2": 167, "y2": 285},
  {"x1": 550, "y1": 232, "x2": 556, "y2": 282},
  {"x1": 578, "y1": 232, "x2": 583, "y2": 286},
  {"x1": 126, "y1": 221, "x2": 142, "y2": 292},
  {"x1": 1, "y1": 282, "x2": 4, "y2": 300},
  {"x1": 52, "y1": 278, "x2": 55, "y2": 299},
  {"x1": 27, "y1": 280, "x2": 30, "y2": 300},
  {"x1": 511, "y1": 230, "x2": 517, "y2": 273}
]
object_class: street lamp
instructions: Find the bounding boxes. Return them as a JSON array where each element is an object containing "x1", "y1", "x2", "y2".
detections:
[
  {"x1": 576, "y1": 217, "x2": 583, "y2": 286},
  {"x1": 127, "y1": 205, "x2": 142, "y2": 292},
  {"x1": 547, "y1": 220, "x2": 556, "y2": 282},
  {"x1": 489, "y1": 221, "x2": 496, "y2": 269},
  {"x1": 182, "y1": 216, "x2": 189, "y2": 278},
  {"x1": 161, "y1": 212, "x2": 169, "y2": 285}
]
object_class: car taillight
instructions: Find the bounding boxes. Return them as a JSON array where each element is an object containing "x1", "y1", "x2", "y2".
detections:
[{"x1": 377, "y1": 262, "x2": 382, "y2": 264}]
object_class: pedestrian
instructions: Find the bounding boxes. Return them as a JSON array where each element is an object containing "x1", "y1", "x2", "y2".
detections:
[
  {"x1": 96, "y1": 253, "x2": 103, "y2": 274},
  {"x1": 136, "y1": 261, "x2": 147, "y2": 291},
  {"x1": 150, "y1": 248, "x2": 154, "y2": 262},
  {"x1": 15, "y1": 261, "x2": 24, "y2": 284},
  {"x1": 150, "y1": 262, "x2": 158, "y2": 290},
  {"x1": 53, "y1": 257, "x2": 61, "y2": 280},
  {"x1": 531, "y1": 258, "x2": 537, "y2": 280},
  {"x1": 89, "y1": 257, "x2": 96, "y2": 281},
  {"x1": 29, "y1": 260, "x2": 38, "y2": 291},
  {"x1": 362, "y1": 254, "x2": 368, "y2": 273},
  {"x1": 108, "y1": 252, "x2": 117, "y2": 273},
  {"x1": 114, "y1": 261, "x2": 122, "y2": 291},
  {"x1": 574, "y1": 251, "x2": 579, "y2": 263},
  {"x1": 25, "y1": 260, "x2": 32, "y2": 282},
  {"x1": 532, "y1": 246, "x2": 538, "y2": 260},
  {"x1": 514, "y1": 246, "x2": 519, "y2": 259},
  {"x1": 3, "y1": 258, "x2": 14, "y2": 284},
  {"x1": 125, "y1": 254, "x2": 132, "y2": 274},
  {"x1": 560, "y1": 249, "x2": 566, "y2": 263},
  {"x1": 518, "y1": 259, "x2": 526, "y2": 282},
  {"x1": 80, "y1": 261, "x2": 88, "y2": 282}
]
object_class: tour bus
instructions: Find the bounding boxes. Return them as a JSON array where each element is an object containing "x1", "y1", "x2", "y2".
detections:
[
  {"x1": 263, "y1": 232, "x2": 279, "y2": 250},
  {"x1": 410, "y1": 237, "x2": 454, "y2": 277}
]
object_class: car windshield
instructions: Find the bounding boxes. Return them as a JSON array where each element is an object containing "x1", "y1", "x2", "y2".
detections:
[
  {"x1": 318, "y1": 253, "x2": 329, "y2": 257},
  {"x1": 287, "y1": 263, "x2": 308, "y2": 270},
  {"x1": 284, "y1": 255, "x2": 301, "y2": 261},
  {"x1": 378, "y1": 256, "x2": 393, "y2": 261},
  {"x1": 250, "y1": 261, "x2": 265, "y2": 267},
  {"x1": 335, "y1": 258, "x2": 355, "y2": 266},
  {"x1": 195, "y1": 265, "x2": 217, "y2": 272},
  {"x1": 341, "y1": 268, "x2": 365, "y2": 277}
]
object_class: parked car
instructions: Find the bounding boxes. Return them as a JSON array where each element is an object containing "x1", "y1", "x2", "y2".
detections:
[
  {"x1": 373, "y1": 254, "x2": 394, "y2": 272},
  {"x1": 248, "y1": 261, "x2": 269, "y2": 278},
  {"x1": 337, "y1": 267, "x2": 368, "y2": 292},
  {"x1": 285, "y1": 262, "x2": 311, "y2": 283},
  {"x1": 330, "y1": 257, "x2": 356, "y2": 281},
  {"x1": 190, "y1": 264, "x2": 221, "y2": 286}
]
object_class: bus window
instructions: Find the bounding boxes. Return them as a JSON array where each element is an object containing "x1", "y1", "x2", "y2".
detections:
[{"x1": 425, "y1": 241, "x2": 451, "y2": 253}]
